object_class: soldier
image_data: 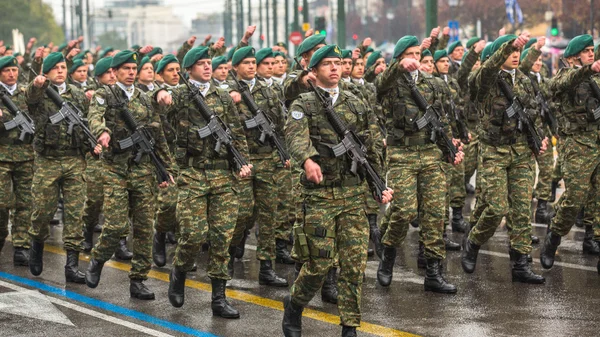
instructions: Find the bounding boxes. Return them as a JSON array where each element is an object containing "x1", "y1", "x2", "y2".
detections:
[
  {"x1": 283, "y1": 34, "x2": 327, "y2": 102},
  {"x1": 228, "y1": 46, "x2": 289, "y2": 287},
  {"x1": 447, "y1": 41, "x2": 464, "y2": 75},
  {"x1": 26, "y1": 52, "x2": 95, "y2": 283},
  {"x1": 541, "y1": 35, "x2": 600, "y2": 271},
  {"x1": 68, "y1": 59, "x2": 94, "y2": 92},
  {"x1": 0, "y1": 56, "x2": 33, "y2": 266},
  {"x1": 135, "y1": 56, "x2": 156, "y2": 93},
  {"x1": 376, "y1": 34, "x2": 463, "y2": 293},
  {"x1": 281, "y1": 44, "x2": 392, "y2": 337},
  {"x1": 364, "y1": 50, "x2": 386, "y2": 83},
  {"x1": 151, "y1": 54, "x2": 180, "y2": 268},
  {"x1": 211, "y1": 56, "x2": 229, "y2": 88},
  {"x1": 85, "y1": 50, "x2": 175, "y2": 300},
  {"x1": 273, "y1": 51, "x2": 289, "y2": 85},
  {"x1": 164, "y1": 46, "x2": 251, "y2": 315},
  {"x1": 461, "y1": 33, "x2": 548, "y2": 284}
]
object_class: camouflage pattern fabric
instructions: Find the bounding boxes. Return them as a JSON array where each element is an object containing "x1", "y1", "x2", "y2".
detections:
[
  {"x1": 231, "y1": 177, "x2": 255, "y2": 246},
  {"x1": 534, "y1": 145, "x2": 554, "y2": 201},
  {"x1": 82, "y1": 153, "x2": 104, "y2": 231}
]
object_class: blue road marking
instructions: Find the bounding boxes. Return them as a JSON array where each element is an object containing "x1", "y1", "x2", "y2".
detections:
[{"x1": 0, "y1": 271, "x2": 218, "y2": 337}]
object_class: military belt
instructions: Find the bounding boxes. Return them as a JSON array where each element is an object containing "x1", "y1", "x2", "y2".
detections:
[
  {"x1": 40, "y1": 148, "x2": 82, "y2": 157},
  {"x1": 303, "y1": 175, "x2": 361, "y2": 188},
  {"x1": 303, "y1": 225, "x2": 336, "y2": 238},
  {"x1": 480, "y1": 134, "x2": 526, "y2": 146},
  {"x1": 183, "y1": 155, "x2": 230, "y2": 170},
  {"x1": 250, "y1": 145, "x2": 274, "y2": 154},
  {"x1": 386, "y1": 135, "x2": 432, "y2": 147},
  {"x1": 309, "y1": 247, "x2": 334, "y2": 258}
]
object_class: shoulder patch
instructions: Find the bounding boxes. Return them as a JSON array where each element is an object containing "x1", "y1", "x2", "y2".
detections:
[
  {"x1": 220, "y1": 84, "x2": 230, "y2": 89},
  {"x1": 291, "y1": 110, "x2": 304, "y2": 120},
  {"x1": 95, "y1": 96, "x2": 105, "y2": 105},
  {"x1": 289, "y1": 74, "x2": 297, "y2": 78}
]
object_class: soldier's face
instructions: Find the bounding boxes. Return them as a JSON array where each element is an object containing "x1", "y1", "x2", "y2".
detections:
[
  {"x1": 273, "y1": 56, "x2": 287, "y2": 76},
  {"x1": 450, "y1": 46, "x2": 465, "y2": 61},
  {"x1": 577, "y1": 47, "x2": 595, "y2": 65},
  {"x1": 46, "y1": 62, "x2": 67, "y2": 85},
  {"x1": 313, "y1": 57, "x2": 341, "y2": 87},
  {"x1": 501, "y1": 50, "x2": 521, "y2": 70},
  {"x1": 257, "y1": 57, "x2": 275, "y2": 79},
  {"x1": 162, "y1": 63, "x2": 181, "y2": 86},
  {"x1": 190, "y1": 59, "x2": 212, "y2": 82},
  {"x1": 97, "y1": 69, "x2": 116, "y2": 85},
  {"x1": 71, "y1": 66, "x2": 88, "y2": 82},
  {"x1": 5, "y1": 50, "x2": 13, "y2": 56},
  {"x1": 420, "y1": 56, "x2": 434, "y2": 74},
  {"x1": 435, "y1": 57, "x2": 450, "y2": 74},
  {"x1": 342, "y1": 59, "x2": 353, "y2": 77},
  {"x1": 115, "y1": 63, "x2": 138, "y2": 86},
  {"x1": 305, "y1": 44, "x2": 326, "y2": 65},
  {"x1": 138, "y1": 63, "x2": 154, "y2": 83},
  {"x1": 234, "y1": 58, "x2": 256, "y2": 81},
  {"x1": 363, "y1": 52, "x2": 372, "y2": 62},
  {"x1": 532, "y1": 55, "x2": 543, "y2": 73},
  {"x1": 375, "y1": 58, "x2": 386, "y2": 71},
  {"x1": 0, "y1": 66, "x2": 19, "y2": 86},
  {"x1": 213, "y1": 64, "x2": 229, "y2": 82},
  {"x1": 401, "y1": 46, "x2": 421, "y2": 61},
  {"x1": 351, "y1": 59, "x2": 365, "y2": 78}
]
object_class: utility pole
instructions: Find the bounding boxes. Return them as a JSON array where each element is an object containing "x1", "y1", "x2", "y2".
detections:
[
  {"x1": 70, "y1": 0, "x2": 75, "y2": 40},
  {"x1": 293, "y1": 0, "x2": 299, "y2": 31},
  {"x1": 285, "y1": 0, "x2": 289, "y2": 45},
  {"x1": 337, "y1": 0, "x2": 346, "y2": 48},
  {"x1": 592, "y1": 0, "x2": 595, "y2": 38},
  {"x1": 425, "y1": 0, "x2": 437, "y2": 37},
  {"x1": 302, "y1": 0, "x2": 309, "y2": 27},
  {"x1": 266, "y1": 0, "x2": 271, "y2": 46},
  {"x1": 62, "y1": 0, "x2": 67, "y2": 39},
  {"x1": 259, "y1": 0, "x2": 264, "y2": 48},
  {"x1": 248, "y1": 0, "x2": 252, "y2": 29},
  {"x1": 273, "y1": 0, "x2": 278, "y2": 44}
]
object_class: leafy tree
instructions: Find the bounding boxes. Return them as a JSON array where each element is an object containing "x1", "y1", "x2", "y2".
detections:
[
  {"x1": 0, "y1": 0, "x2": 64, "y2": 46},
  {"x1": 96, "y1": 31, "x2": 128, "y2": 51}
]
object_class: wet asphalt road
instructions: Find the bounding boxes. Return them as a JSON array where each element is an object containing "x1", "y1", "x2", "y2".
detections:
[{"x1": 0, "y1": 186, "x2": 599, "y2": 337}]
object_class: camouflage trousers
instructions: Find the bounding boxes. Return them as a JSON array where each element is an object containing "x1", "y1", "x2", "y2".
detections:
[
  {"x1": 83, "y1": 154, "x2": 104, "y2": 231},
  {"x1": 29, "y1": 154, "x2": 85, "y2": 251},
  {"x1": 468, "y1": 142, "x2": 534, "y2": 254},
  {"x1": 534, "y1": 143, "x2": 555, "y2": 201},
  {"x1": 91, "y1": 162, "x2": 157, "y2": 280},
  {"x1": 446, "y1": 160, "x2": 466, "y2": 209},
  {"x1": 551, "y1": 134, "x2": 600, "y2": 237},
  {"x1": 231, "y1": 177, "x2": 255, "y2": 246},
  {"x1": 172, "y1": 167, "x2": 238, "y2": 278},
  {"x1": 290, "y1": 186, "x2": 368, "y2": 327},
  {"x1": 155, "y1": 183, "x2": 178, "y2": 234},
  {"x1": 0, "y1": 159, "x2": 33, "y2": 249},
  {"x1": 274, "y1": 165, "x2": 294, "y2": 241},
  {"x1": 381, "y1": 145, "x2": 446, "y2": 259},
  {"x1": 553, "y1": 137, "x2": 564, "y2": 182},
  {"x1": 463, "y1": 137, "x2": 479, "y2": 191}
]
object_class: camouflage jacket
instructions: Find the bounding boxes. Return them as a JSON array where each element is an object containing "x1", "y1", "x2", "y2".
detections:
[
  {"x1": 69, "y1": 78, "x2": 97, "y2": 92},
  {"x1": 26, "y1": 81, "x2": 89, "y2": 156},
  {"x1": 284, "y1": 88, "x2": 382, "y2": 193},
  {"x1": 456, "y1": 46, "x2": 481, "y2": 130},
  {"x1": 283, "y1": 69, "x2": 368, "y2": 106},
  {"x1": 88, "y1": 85, "x2": 173, "y2": 173},
  {"x1": 434, "y1": 74, "x2": 466, "y2": 138},
  {"x1": 549, "y1": 65, "x2": 600, "y2": 136},
  {"x1": 351, "y1": 77, "x2": 386, "y2": 141},
  {"x1": 165, "y1": 82, "x2": 249, "y2": 171},
  {"x1": 474, "y1": 40, "x2": 541, "y2": 146},
  {"x1": 0, "y1": 83, "x2": 34, "y2": 162}
]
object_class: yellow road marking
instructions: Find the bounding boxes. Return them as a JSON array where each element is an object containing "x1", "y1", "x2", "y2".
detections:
[{"x1": 42, "y1": 244, "x2": 418, "y2": 337}]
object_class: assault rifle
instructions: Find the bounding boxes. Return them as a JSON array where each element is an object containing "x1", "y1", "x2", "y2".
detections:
[{"x1": 0, "y1": 87, "x2": 35, "y2": 141}]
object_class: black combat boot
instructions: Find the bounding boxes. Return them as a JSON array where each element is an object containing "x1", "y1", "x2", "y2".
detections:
[
  {"x1": 531, "y1": 235, "x2": 540, "y2": 244},
  {"x1": 211, "y1": 278, "x2": 240, "y2": 318},
  {"x1": 227, "y1": 246, "x2": 236, "y2": 278},
  {"x1": 236, "y1": 229, "x2": 250, "y2": 259},
  {"x1": 13, "y1": 247, "x2": 29, "y2": 266},
  {"x1": 342, "y1": 326, "x2": 357, "y2": 337},
  {"x1": 550, "y1": 180, "x2": 558, "y2": 203},
  {"x1": 93, "y1": 223, "x2": 102, "y2": 233},
  {"x1": 417, "y1": 242, "x2": 426, "y2": 269},
  {"x1": 0, "y1": 238, "x2": 4, "y2": 255},
  {"x1": 534, "y1": 199, "x2": 554, "y2": 224},
  {"x1": 321, "y1": 268, "x2": 338, "y2": 304},
  {"x1": 258, "y1": 260, "x2": 288, "y2": 287},
  {"x1": 115, "y1": 238, "x2": 133, "y2": 260},
  {"x1": 443, "y1": 231, "x2": 461, "y2": 251},
  {"x1": 29, "y1": 240, "x2": 44, "y2": 276},
  {"x1": 583, "y1": 225, "x2": 600, "y2": 255},
  {"x1": 282, "y1": 295, "x2": 303, "y2": 337},
  {"x1": 368, "y1": 214, "x2": 384, "y2": 259},
  {"x1": 575, "y1": 209, "x2": 584, "y2": 228},
  {"x1": 377, "y1": 245, "x2": 396, "y2": 286},
  {"x1": 424, "y1": 259, "x2": 457, "y2": 293},
  {"x1": 130, "y1": 279, "x2": 155, "y2": 300},
  {"x1": 83, "y1": 228, "x2": 94, "y2": 252},
  {"x1": 451, "y1": 207, "x2": 467, "y2": 233},
  {"x1": 410, "y1": 218, "x2": 419, "y2": 228},
  {"x1": 168, "y1": 267, "x2": 186, "y2": 307},
  {"x1": 166, "y1": 231, "x2": 177, "y2": 244},
  {"x1": 461, "y1": 239, "x2": 480, "y2": 274},
  {"x1": 85, "y1": 258, "x2": 105, "y2": 288},
  {"x1": 511, "y1": 250, "x2": 545, "y2": 284},
  {"x1": 540, "y1": 231, "x2": 561, "y2": 269},
  {"x1": 152, "y1": 232, "x2": 167, "y2": 267},
  {"x1": 276, "y1": 239, "x2": 295, "y2": 264},
  {"x1": 65, "y1": 250, "x2": 85, "y2": 283},
  {"x1": 465, "y1": 183, "x2": 476, "y2": 195}
]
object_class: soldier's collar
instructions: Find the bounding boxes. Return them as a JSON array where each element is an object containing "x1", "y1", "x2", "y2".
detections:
[
  {"x1": 0, "y1": 82, "x2": 17, "y2": 95},
  {"x1": 52, "y1": 82, "x2": 67, "y2": 94}
]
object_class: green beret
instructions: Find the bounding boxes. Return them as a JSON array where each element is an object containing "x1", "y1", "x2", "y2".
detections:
[
  {"x1": 275, "y1": 42, "x2": 288, "y2": 49},
  {"x1": 393, "y1": 36, "x2": 419, "y2": 58},
  {"x1": 232, "y1": 46, "x2": 255, "y2": 66},
  {"x1": 448, "y1": 41, "x2": 463, "y2": 54},
  {"x1": 138, "y1": 56, "x2": 151, "y2": 70},
  {"x1": 0, "y1": 56, "x2": 18, "y2": 71},
  {"x1": 365, "y1": 46, "x2": 375, "y2": 55},
  {"x1": 13, "y1": 52, "x2": 21, "y2": 58},
  {"x1": 155, "y1": 54, "x2": 179, "y2": 74},
  {"x1": 481, "y1": 43, "x2": 493, "y2": 62},
  {"x1": 146, "y1": 47, "x2": 163, "y2": 58},
  {"x1": 524, "y1": 38, "x2": 537, "y2": 51},
  {"x1": 110, "y1": 50, "x2": 138, "y2": 69},
  {"x1": 58, "y1": 42, "x2": 68, "y2": 52},
  {"x1": 69, "y1": 59, "x2": 87, "y2": 74},
  {"x1": 564, "y1": 34, "x2": 594, "y2": 58},
  {"x1": 297, "y1": 34, "x2": 327, "y2": 56},
  {"x1": 491, "y1": 34, "x2": 517, "y2": 56},
  {"x1": 94, "y1": 57, "x2": 113, "y2": 77},
  {"x1": 99, "y1": 47, "x2": 114, "y2": 59},
  {"x1": 256, "y1": 48, "x2": 274, "y2": 65},
  {"x1": 73, "y1": 54, "x2": 85, "y2": 62},
  {"x1": 42, "y1": 52, "x2": 66, "y2": 74},
  {"x1": 182, "y1": 46, "x2": 210, "y2": 68},
  {"x1": 212, "y1": 56, "x2": 227, "y2": 71},
  {"x1": 131, "y1": 44, "x2": 141, "y2": 51},
  {"x1": 308, "y1": 44, "x2": 342, "y2": 69},
  {"x1": 466, "y1": 37, "x2": 481, "y2": 49},
  {"x1": 341, "y1": 49, "x2": 352, "y2": 59},
  {"x1": 434, "y1": 50, "x2": 449, "y2": 63},
  {"x1": 421, "y1": 49, "x2": 432, "y2": 59},
  {"x1": 273, "y1": 51, "x2": 286, "y2": 58},
  {"x1": 366, "y1": 51, "x2": 382, "y2": 69},
  {"x1": 227, "y1": 47, "x2": 236, "y2": 61}
]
